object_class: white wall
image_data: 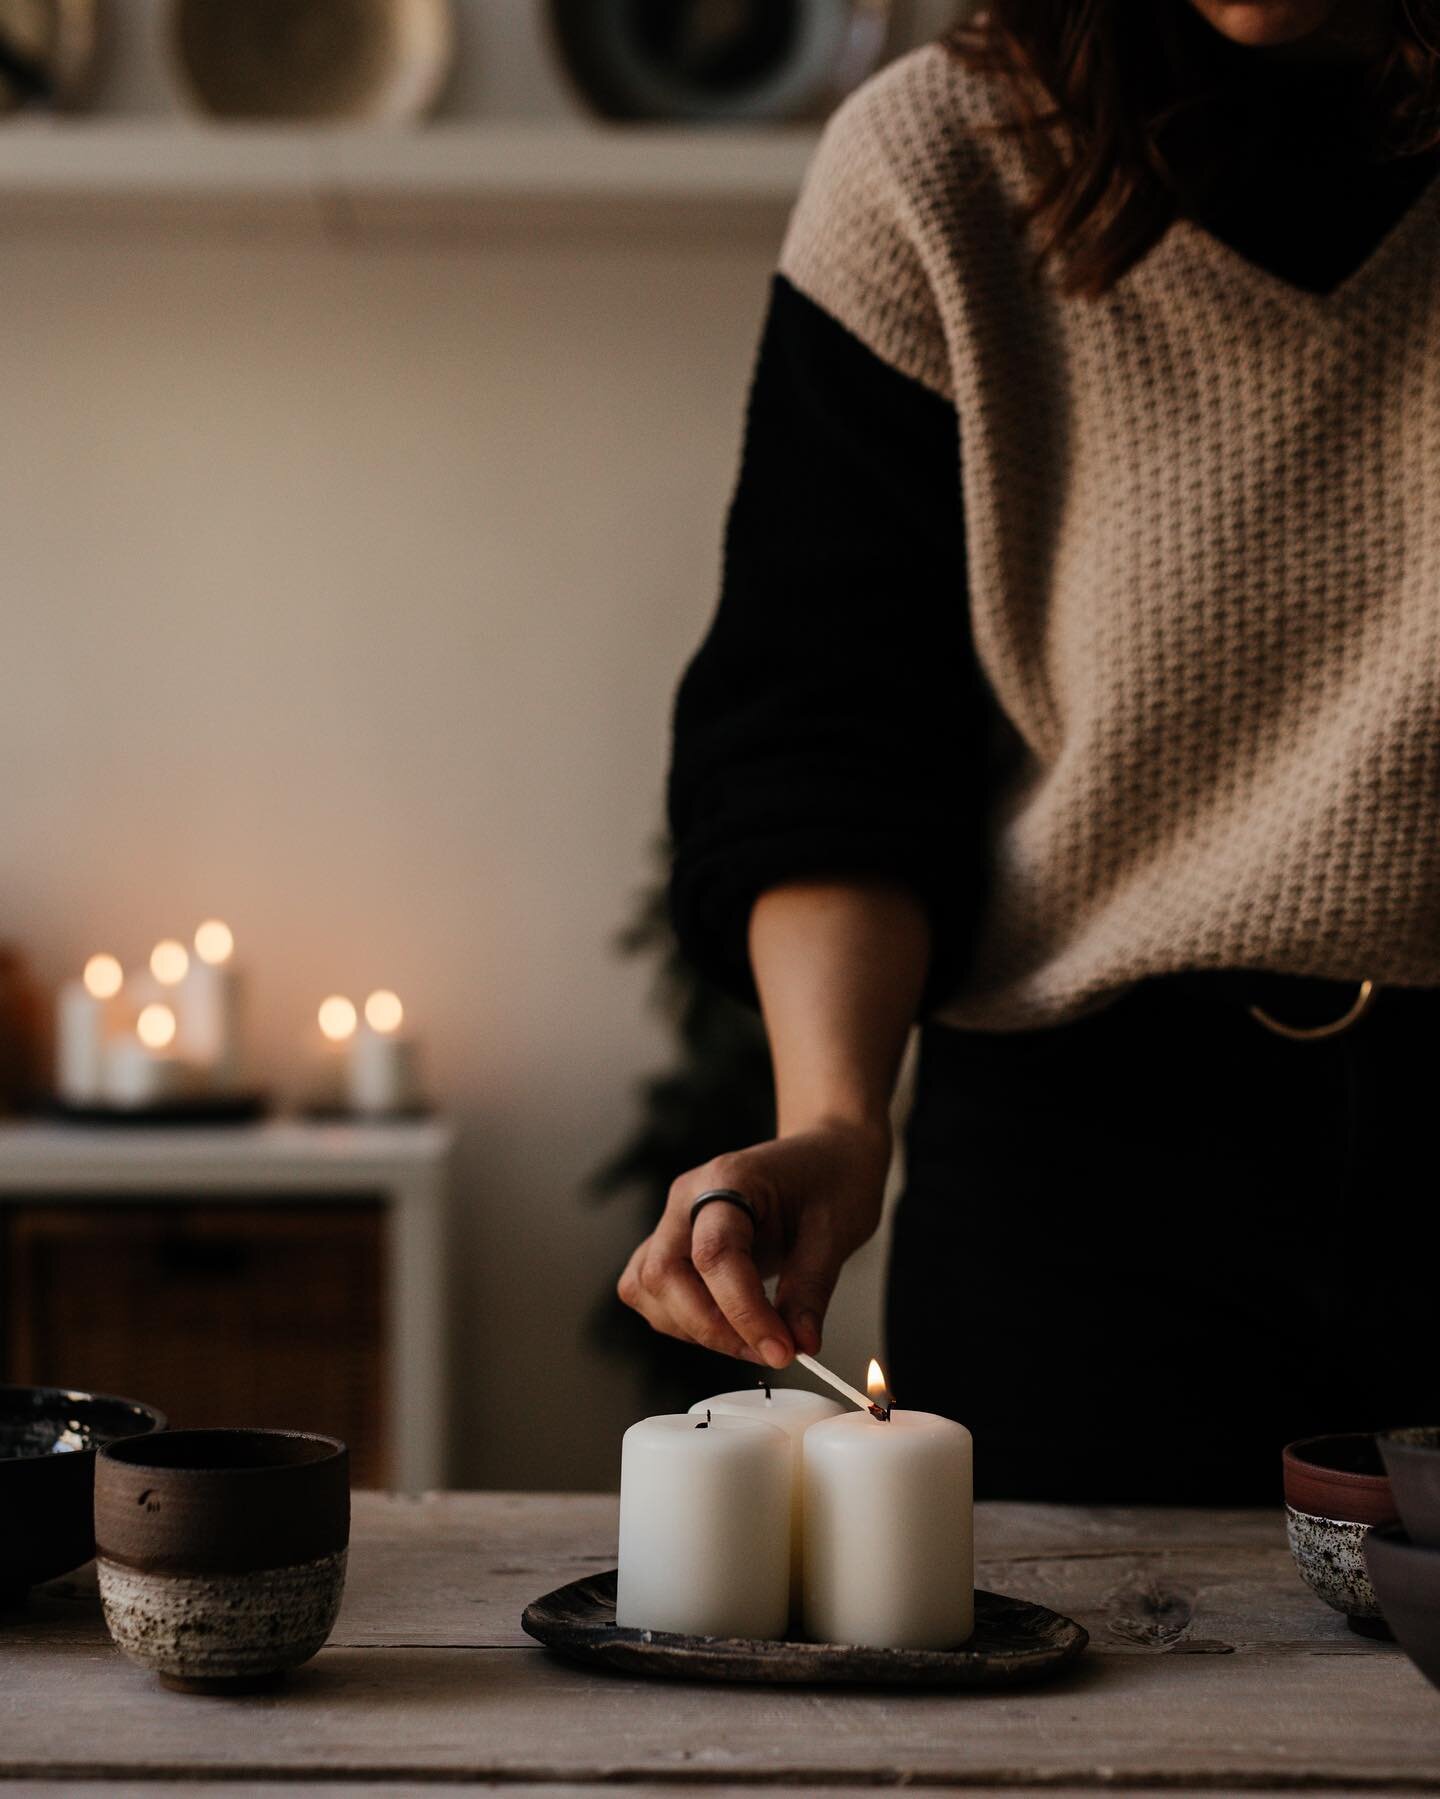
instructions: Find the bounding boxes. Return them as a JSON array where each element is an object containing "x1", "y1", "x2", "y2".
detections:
[
  {"x1": 0, "y1": 0, "x2": 963, "y2": 1486},
  {"x1": 0, "y1": 219, "x2": 895, "y2": 1488}
]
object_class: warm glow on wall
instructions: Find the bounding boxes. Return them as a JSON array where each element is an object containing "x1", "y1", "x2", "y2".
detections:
[
  {"x1": 137, "y1": 1002, "x2": 177, "y2": 1050},
  {"x1": 150, "y1": 939, "x2": 190, "y2": 986},
  {"x1": 194, "y1": 918, "x2": 235, "y2": 965},
  {"x1": 318, "y1": 995, "x2": 358, "y2": 1043},
  {"x1": 82, "y1": 953, "x2": 123, "y2": 1000},
  {"x1": 364, "y1": 989, "x2": 404, "y2": 1034}
]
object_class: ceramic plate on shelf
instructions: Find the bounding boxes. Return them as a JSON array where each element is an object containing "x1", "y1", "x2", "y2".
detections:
[
  {"x1": 523, "y1": 1569, "x2": 1087, "y2": 1687},
  {"x1": 171, "y1": 0, "x2": 454, "y2": 121},
  {"x1": 0, "y1": 0, "x2": 100, "y2": 113},
  {"x1": 548, "y1": 0, "x2": 894, "y2": 123}
]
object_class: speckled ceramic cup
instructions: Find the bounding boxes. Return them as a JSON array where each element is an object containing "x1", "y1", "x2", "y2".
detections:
[
  {"x1": 95, "y1": 1428, "x2": 349, "y2": 1693},
  {"x1": 1283, "y1": 1433, "x2": 1396, "y2": 1637}
]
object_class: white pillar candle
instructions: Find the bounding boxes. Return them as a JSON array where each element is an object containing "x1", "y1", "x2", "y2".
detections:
[
  {"x1": 348, "y1": 1027, "x2": 419, "y2": 1115},
  {"x1": 56, "y1": 984, "x2": 107, "y2": 1104},
  {"x1": 101, "y1": 1038, "x2": 195, "y2": 1109},
  {"x1": 347, "y1": 992, "x2": 419, "y2": 1115},
  {"x1": 616, "y1": 1411, "x2": 791, "y2": 1640},
  {"x1": 803, "y1": 1408, "x2": 974, "y2": 1650},
  {"x1": 690, "y1": 1386, "x2": 843, "y2": 1612},
  {"x1": 55, "y1": 955, "x2": 125, "y2": 1104},
  {"x1": 180, "y1": 920, "x2": 243, "y2": 1088}
]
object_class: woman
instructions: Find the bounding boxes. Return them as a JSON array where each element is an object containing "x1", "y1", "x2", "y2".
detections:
[{"x1": 618, "y1": 0, "x2": 1440, "y2": 1503}]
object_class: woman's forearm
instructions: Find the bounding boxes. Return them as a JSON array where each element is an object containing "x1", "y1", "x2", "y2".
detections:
[{"x1": 749, "y1": 878, "x2": 932, "y2": 1138}]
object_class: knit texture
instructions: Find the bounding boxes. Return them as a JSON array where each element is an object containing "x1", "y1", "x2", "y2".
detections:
[{"x1": 780, "y1": 43, "x2": 1440, "y2": 1030}]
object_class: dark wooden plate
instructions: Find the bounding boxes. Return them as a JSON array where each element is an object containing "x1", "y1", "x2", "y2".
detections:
[{"x1": 522, "y1": 1571, "x2": 1087, "y2": 1688}]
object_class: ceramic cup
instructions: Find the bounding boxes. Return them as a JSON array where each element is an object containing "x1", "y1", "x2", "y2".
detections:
[
  {"x1": 95, "y1": 1428, "x2": 349, "y2": 1693},
  {"x1": 1282, "y1": 1432, "x2": 1396, "y2": 1637}
]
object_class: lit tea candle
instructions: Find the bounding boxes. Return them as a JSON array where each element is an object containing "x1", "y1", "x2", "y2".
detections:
[
  {"x1": 309, "y1": 994, "x2": 358, "y2": 1108},
  {"x1": 180, "y1": 919, "x2": 243, "y2": 1089},
  {"x1": 616, "y1": 1410, "x2": 791, "y2": 1640},
  {"x1": 690, "y1": 1384, "x2": 842, "y2": 1612},
  {"x1": 801, "y1": 1359, "x2": 974, "y2": 1650},
  {"x1": 55, "y1": 953, "x2": 124, "y2": 1104},
  {"x1": 102, "y1": 1003, "x2": 195, "y2": 1109},
  {"x1": 347, "y1": 989, "x2": 420, "y2": 1116}
]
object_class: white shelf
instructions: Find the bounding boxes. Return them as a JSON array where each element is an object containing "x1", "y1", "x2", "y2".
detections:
[
  {"x1": 0, "y1": 1117, "x2": 455, "y2": 1189},
  {"x1": 0, "y1": 122, "x2": 816, "y2": 238},
  {"x1": 0, "y1": 1117, "x2": 455, "y2": 1490}
]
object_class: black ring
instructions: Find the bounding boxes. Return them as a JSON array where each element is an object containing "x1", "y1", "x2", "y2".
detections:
[{"x1": 688, "y1": 1188, "x2": 759, "y2": 1233}]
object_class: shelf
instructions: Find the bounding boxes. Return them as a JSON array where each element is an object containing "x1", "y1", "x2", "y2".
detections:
[{"x1": 0, "y1": 121, "x2": 817, "y2": 239}]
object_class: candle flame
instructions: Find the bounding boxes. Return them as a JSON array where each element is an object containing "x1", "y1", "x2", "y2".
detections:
[
  {"x1": 137, "y1": 1002, "x2": 177, "y2": 1050},
  {"x1": 83, "y1": 953, "x2": 123, "y2": 1000},
  {"x1": 318, "y1": 995, "x2": 358, "y2": 1043},
  {"x1": 364, "y1": 989, "x2": 404, "y2": 1034},
  {"x1": 150, "y1": 939, "x2": 190, "y2": 986},
  {"x1": 194, "y1": 919, "x2": 234, "y2": 965},
  {"x1": 867, "y1": 1358, "x2": 892, "y2": 1409}
]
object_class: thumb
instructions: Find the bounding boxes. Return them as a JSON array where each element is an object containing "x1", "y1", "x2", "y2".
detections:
[{"x1": 774, "y1": 1216, "x2": 844, "y2": 1358}]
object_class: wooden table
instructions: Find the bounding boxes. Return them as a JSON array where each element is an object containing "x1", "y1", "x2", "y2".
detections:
[{"x1": 3, "y1": 1494, "x2": 1435, "y2": 1794}]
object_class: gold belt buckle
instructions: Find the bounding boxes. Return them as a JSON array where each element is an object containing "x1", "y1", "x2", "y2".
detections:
[{"x1": 1248, "y1": 979, "x2": 1377, "y2": 1042}]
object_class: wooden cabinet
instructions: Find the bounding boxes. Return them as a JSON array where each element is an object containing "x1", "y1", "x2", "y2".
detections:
[
  {"x1": 0, "y1": 1121, "x2": 453, "y2": 1490},
  {"x1": 4, "y1": 1202, "x2": 387, "y2": 1486}
]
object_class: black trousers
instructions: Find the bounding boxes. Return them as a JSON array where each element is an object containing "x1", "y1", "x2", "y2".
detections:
[{"x1": 885, "y1": 973, "x2": 1436, "y2": 1507}]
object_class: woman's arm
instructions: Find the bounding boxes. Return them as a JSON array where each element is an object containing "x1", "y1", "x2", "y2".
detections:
[{"x1": 617, "y1": 876, "x2": 929, "y2": 1367}]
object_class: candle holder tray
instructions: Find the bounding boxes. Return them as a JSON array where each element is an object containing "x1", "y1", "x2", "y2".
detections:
[
  {"x1": 522, "y1": 1571, "x2": 1087, "y2": 1688},
  {"x1": 48, "y1": 1093, "x2": 269, "y2": 1126}
]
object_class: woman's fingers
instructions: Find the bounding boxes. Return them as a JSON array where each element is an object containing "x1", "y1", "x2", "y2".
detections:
[
  {"x1": 616, "y1": 1235, "x2": 756, "y2": 1361},
  {"x1": 688, "y1": 1200, "x2": 792, "y2": 1368},
  {"x1": 774, "y1": 1213, "x2": 844, "y2": 1356}
]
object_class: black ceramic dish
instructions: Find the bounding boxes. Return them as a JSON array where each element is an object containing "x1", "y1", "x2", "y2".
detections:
[
  {"x1": 522, "y1": 1570, "x2": 1087, "y2": 1688},
  {"x1": 1364, "y1": 1525, "x2": 1440, "y2": 1691},
  {"x1": 0, "y1": 1385, "x2": 166, "y2": 1598},
  {"x1": 1378, "y1": 1429, "x2": 1440, "y2": 1549}
]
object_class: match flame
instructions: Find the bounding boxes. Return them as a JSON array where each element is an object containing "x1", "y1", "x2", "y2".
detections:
[{"x1": 867, "y1": 1358, "x2": 891, "y2": 1408}]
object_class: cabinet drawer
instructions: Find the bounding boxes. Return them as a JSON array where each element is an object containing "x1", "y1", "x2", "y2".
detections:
[{"x1": 3, "y1": 1201, "x2": 386, "y2": 1487}]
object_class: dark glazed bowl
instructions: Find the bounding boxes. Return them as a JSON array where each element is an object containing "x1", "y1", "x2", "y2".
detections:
[
  {"x1": 95, "y1": 1428, "x2": 349, "y2": 1693},
  {"x1": 1364, "y1": 1526, "x2": 1440, "y2": 1691},
  {"x1": 1378, "y1": 1428, "x2": 1440, "y2": 1549},
  {"x1": 0, "y1": 1385, "x2": 166, "y2": 1598}
]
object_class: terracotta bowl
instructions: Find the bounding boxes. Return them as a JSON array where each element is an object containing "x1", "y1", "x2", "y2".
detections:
[
  {"x1": 1364, "y1": 1527, "x2": 1440, "y2": 1691},
  {"x1": 0, "y1": 1385, "x2": 165, "y2": 1599},
  {"x1": 1378, "y1": 1428, "x2": 1440, "y2": 1549},
  {"x1": 1282, "y1": 1433, "x2": 1398, "y2": 1527},
  {"x1": 95, "y1": 1428, "x2": 349, "y2": 1693},
  {"x1": 1282, "y1": 1433, "x2": 1396, "y2": 1636}
]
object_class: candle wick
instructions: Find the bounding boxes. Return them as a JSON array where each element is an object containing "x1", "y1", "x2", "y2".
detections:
[
  {"x1": 758, "y1": 1378, "x2": 772, "y2": 1402},
  {"x1": 695, "y1": 1409, "x2": 711, "y2": 1430},
  {"x1": 868, "y1": 1403, "x2": 892, "y2": 1422}
]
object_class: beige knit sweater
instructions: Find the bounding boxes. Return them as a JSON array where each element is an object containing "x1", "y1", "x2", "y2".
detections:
[{"x1": 779, "y1": 42, "x2": 1440, "y2": 1031}]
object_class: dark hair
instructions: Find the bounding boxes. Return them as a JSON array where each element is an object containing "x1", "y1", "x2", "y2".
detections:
[{"x1": 948, "y1": 1, "x2": 1440, "y2": 297}]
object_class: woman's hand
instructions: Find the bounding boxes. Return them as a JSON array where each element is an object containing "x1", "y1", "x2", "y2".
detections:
[{"x1": 616, "y1": 1117, "x2": 892, "y2": 1368}]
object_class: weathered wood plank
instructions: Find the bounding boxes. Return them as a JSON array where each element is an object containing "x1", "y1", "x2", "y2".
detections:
[
  {"x1": 2, "y1": 1495, "x2": 1435, "y2": 1790},
  {"x1": 3, "y1": 1790, "x2": 1397, "y2": 1799}
]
